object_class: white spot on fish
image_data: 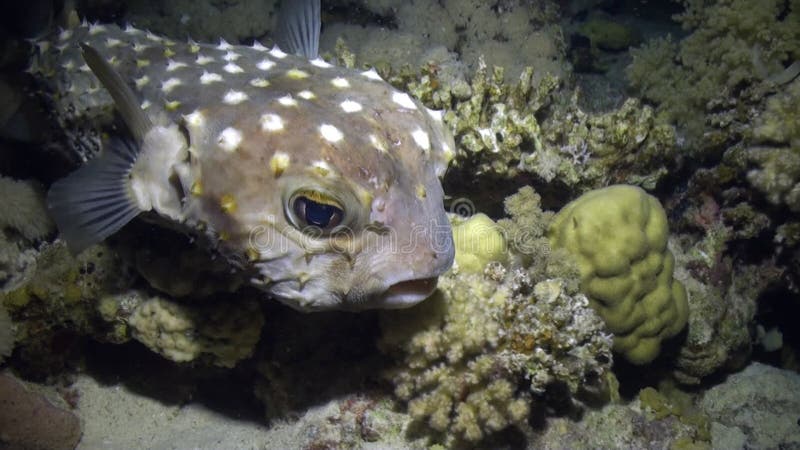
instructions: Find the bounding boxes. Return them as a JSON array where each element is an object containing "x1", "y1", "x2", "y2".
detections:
[
  {"x1": 252, "y1": 41, "x2": 268, "y2": 51},
  {"x1": 257, "y1": 59, "x2": 276, "y2": 71},
  {"x1": 161, "y1": 77, "x2": 182, "y2": 93},
  {"x1": 411, "y1": 128, "x2": 431, "y2": 150},
  {"x1": 223, "y1": 51, "x2": 240, "y2": 62},
  {"x1": 88, "y1": 23, "x2": 108, "y2": 35},
  {"x1": 426, "y1": 108, "x2": 444, "y2": 122},
  {"x1": 105, "y1": 37, "x2": 122, "y2": 48},
  {"x1": 58, "y1": 29, "x2": 73, "y2": 41},
  {"x1": 62, "y1": 60, "x2": 76, "y2": 71},
  {"x1": 319, "y1": 124, "x2": 344, "y2": 143},
  {"x1": 297, "y1": 90, "x2": 316, "y2": 100},
  {"x1": 133, "y1": 42, "x2": 150, "y2": 53},
  {"x1": 166, "y1": 60, "x2": 188, "y2": 72},
  {"x1": 361, "y1": 68, "x2": 382, "y2": 81},
  {"x1": 250, "y1": 78, "x2": 270, "y2": 88},
  {"x1": 196, "y1": 54, "x2": 214, "y2": 65},
  {"x1": 184, "y1": 110, "x2": 205, "y2": 128},
  {"x1": 269, "y1": 46, "x2": 287, "y2": 58},
  {"x1": 277, "y1": 95, "x2": 298, "y2": 107},
  {"x1": 331, "y1": 77, "x2": 350, "y2": 89},
  {"x1": 224, "y1": 63, "x2": 243, "y2": 74},
  {"x1": 340, "y1": 100, "x2": 363, "y2": 113},
  {"x1": 311, "y1": 58, "x2": 332, "y2": 68},
  {"x1": 145, "y1": 31, "x2": 161, "y2": 42},
  {"x1": 200, "y1": 71, "x2": 223, "y2": 84},
  {"x1": 223, "y1": 90, "x2": 248, "y2": 105},
  {"x1": 392, "y1": 92, "x2": 417, "y2": 109},
  {"x1": 218, "y1": 127, "x2": 243, "y2": 152},
  {"x1": 217, "y1": 39, "x2": 233, "y2": 51},
  {"x1": 260, "y1": 113, "x2": 284, "y2": 132},
  {"x1": 141, "y1": 99, "x2": 151, "y2": 109}
]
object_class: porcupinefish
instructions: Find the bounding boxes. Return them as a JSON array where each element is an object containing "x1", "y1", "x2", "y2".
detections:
[{"x1": 34, "y1": 0, "x2": 456, "y2": 312}]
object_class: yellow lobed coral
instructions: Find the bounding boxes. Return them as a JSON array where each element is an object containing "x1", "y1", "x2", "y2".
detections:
[
  {"x1": 548, "y1": 185, "x2": 689, "y2": 364},
  {"x1": 451, "y1": 213, "x2": 507, "y2": 274}
]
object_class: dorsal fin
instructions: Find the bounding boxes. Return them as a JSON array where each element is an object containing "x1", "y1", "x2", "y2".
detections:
[
  {"x1": 275, "y1": 0, "x2": 320, "y2": 59},
  {"x1": 80, "y1": 43, "x2": 152, "y2": 142}
]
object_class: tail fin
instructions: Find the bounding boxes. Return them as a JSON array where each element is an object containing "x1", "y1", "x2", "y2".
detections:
[
  {"x1": 48, "y1": 43, "x2": 153, "y2": 253},
  {"x1": 47, "y1": 138, "x2": 142, "y2": 253}
]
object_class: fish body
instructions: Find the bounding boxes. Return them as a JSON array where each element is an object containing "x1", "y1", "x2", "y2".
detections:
[{"x1": 33, "y1": 11, "x2": 455, "y2": 311}]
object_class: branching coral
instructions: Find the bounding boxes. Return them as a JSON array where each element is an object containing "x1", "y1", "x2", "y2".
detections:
[
  {"x1": 379, "y1": 187, "x2": 612, "y2": 446},
  {"x1": 627, "y1": 0, "x2": 800, "y2": 145},
  {"x1": 746, "y1": 77, "x2": 800, "y2": 212}
]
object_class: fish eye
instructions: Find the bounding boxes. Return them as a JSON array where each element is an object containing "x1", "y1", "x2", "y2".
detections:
[{"x1": 287, "y1": 190, "x2": 345, "y2": 233}]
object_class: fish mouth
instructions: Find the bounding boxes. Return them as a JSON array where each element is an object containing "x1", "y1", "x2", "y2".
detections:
[{"x1": 377, "y1": 276, "x2": 439, "y2": 309}]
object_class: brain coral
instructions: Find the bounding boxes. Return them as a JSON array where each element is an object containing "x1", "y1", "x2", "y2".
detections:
[{"x1": 548, "y1": 185, "x2": 689, "y2": 364}]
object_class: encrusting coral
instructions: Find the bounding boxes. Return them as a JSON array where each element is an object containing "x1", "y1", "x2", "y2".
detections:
[
  {"x1": 126, "y1": 295, "x2": 263, "y2": 368},
  {"x1": 548, "y1": 185, "x2": 689, "y2": 365},
  {"x1": 379, "y1": 187, "x2": 613, "y2": 446}
]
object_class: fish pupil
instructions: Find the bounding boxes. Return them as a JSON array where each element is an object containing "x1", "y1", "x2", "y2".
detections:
[{"x1": 295, "y1": 196, "x2": 342, "y2": 229}]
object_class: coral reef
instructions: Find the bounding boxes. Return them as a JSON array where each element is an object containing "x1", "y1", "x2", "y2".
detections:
[
  {"x1": 126, "y1": 294, "x2": 263, "y2": 368},
  {"x1": 549, "y1": 185, "x2": 689, "y2": 365},
  {"x1": 321, "y1": 0, "x2": 567, "y2": 83},
  {"x1": 627, "y1": 0, "x2": 800, "y2": 146},
  {"x1": 379, "y1": 187, "x2": 612, "y2": 446},
  {"x1": 123, "y1": 0, "x2": 278, "y2": 44},
  {"x1": 700, "y1": 362, "x2": 800, "y2": 449},
  {"x1": 1, "y1": 235, "x2": 262, "y2": 372},
  {"x1": 746, "y1": 77, "x2": 800, "y2": 212},
  {"x1": 0, "y1": 176, "x2": 53, "y2": 241},
  {"x1": 450, "y1": 213, "x2": 507, "y2": 274},
  {"x1": 576, "y1": 13, "x2": 642, "y2": 52},
  {"x1": 371, "y1": 51, "x2": 679, "y2": 193}
]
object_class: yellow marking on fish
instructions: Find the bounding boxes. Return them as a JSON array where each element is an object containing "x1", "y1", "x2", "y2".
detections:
[
  {"x1": 220, "y1": 194, "x2": 237, "y2": 213},
  {"x1": 190, "y1": 180, "x2": 203, "y2": 196},
  {"x1": 165, "y1": 100, "x2": 181, "y2": 111},
  {"x1": 269, "y1": 152, "x2": 290, "y2": 177},
  {"x1": 286, "y1": 68, "x2": 310, "y2": 79}
]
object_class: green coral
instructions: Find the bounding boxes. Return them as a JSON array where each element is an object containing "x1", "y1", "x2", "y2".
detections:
[
  {"x1": 548, "y1": 185, "x2": 689, "y2": 365},
  {"x1": 380, "y1": 187, "x2": 612, "y2": 446},
  {"x1": 627, "y1": 0, "x2": 800, "y2": 145},
  {"x1": 746, "y1": 78, "x2": 800, "y2": 211},
  {"x1": 578, "y1": 14, "x2": 642, "y2": 51}
]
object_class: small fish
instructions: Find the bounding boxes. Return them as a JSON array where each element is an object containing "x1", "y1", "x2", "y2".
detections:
[{"x1": 36, "y1": 0, "x2": 455, "y2": 311}]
